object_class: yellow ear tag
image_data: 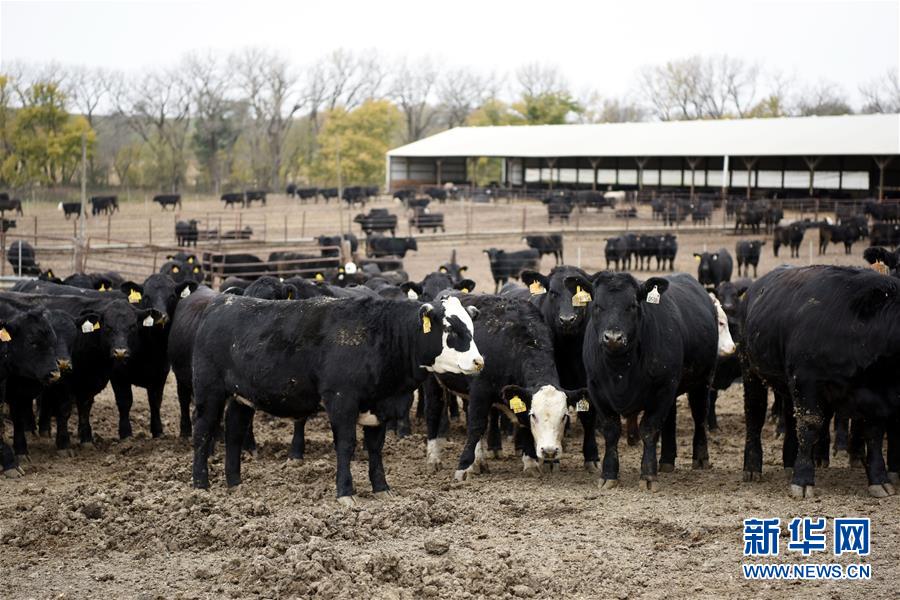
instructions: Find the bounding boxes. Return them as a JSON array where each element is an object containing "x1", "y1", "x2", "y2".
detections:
[
  {"x1": 439, "y1": 267, "x2": 447, "y2": 273},
  {"x1": 529, "y1": 281, "x2": 546, "y2": 295},
  {"x1": 339, "y1": 267, "x2": 345, "y2": 273},
  {"x1": 460, "y1": 267, "x2": 467, "y2": 273},
  {"x1": 572, "y1": 286, "x2": 592, "y2": 307},
  {"x1": 0, "y1": 328, "x2": 11, "y2": 342},
  {"x1": 646, "y1": 285, "x2": 660, "y2": 305},
  {"x1": 172, "y1": 266, "x2": 180, "y2": 273},
  {"x1": 193, "y1": 266, "x2": 200, "y2": 273},
  {"x1": 695, "y1": 255, "x2": 702, "y2": 262},
  {"x1": 187, "y1": 256, "x2": 194, "y2": 264},
  {"x1": 315, "y1": 273, "x2": 324, "y2": 282},
  {"x1": 509, "y1": 395, "x2": 527, "y2": 414},
  {"x1": 93, "y1": 322, "x2": 100, "y2": 331},
  {"x1": 461, "y1": 287, "x2": 469, "y2": 293},
  {"x1": 99, "y1": 284, "x2": 108, "y2": 292},
  {"x1": 128, "y1": 290, "x2": 142, "y2": 304},
  {"x1": 422, "y1": 315, "x2": 432, "y2": 334},
  {"x1": 576, "y1": 398, "x2": 590, "y2": 412}
]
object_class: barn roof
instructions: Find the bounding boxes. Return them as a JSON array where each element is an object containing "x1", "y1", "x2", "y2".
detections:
[{"x1": 387, "y1": 113, "x2": 900, "y2": 159}]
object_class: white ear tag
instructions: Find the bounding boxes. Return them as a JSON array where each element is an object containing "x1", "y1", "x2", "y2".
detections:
[
  {"x1": 143, "y1": 315, "x2": 155, "y2": 327},
  {"x1": 576, "y1": 398, "x2": 590, "y2": 412},
  {"x1": 180, "y1": 286, "x2": 192, "y2": 299},
  {"x1": 646, "y1": 285, "x2": 660, "y2": 305},
  {"x1": 407, "y1": 289, "x2": 418, "y2": 300},
  {"x1": 81, "y1": 320, "x2": 95, "y2": 334}
]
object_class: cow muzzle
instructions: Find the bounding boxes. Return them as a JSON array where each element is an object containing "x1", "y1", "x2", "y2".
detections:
[
  {"x1": 57, "y1": 359, "x2": 72, "y2": 372},
  {"x1": 113, "y1": 348, "x2": 129, "y2": 361},
  {"x1": 468, "y1": 356, "x2": 485, "y2": 373},
  {"x1": 47, "y1": 370, "x2": 62, "y2": 383},
  {"x1": 540, "y1": 446, "x2": 560, "y2": 460},
  {"x1": 602, "y1": 330, "x2": 626, "y2": 351}
]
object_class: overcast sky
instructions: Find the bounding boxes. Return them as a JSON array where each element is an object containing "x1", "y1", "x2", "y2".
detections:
[{"x1": 1, "y1": 0, "x2": 897, "y2": 106}]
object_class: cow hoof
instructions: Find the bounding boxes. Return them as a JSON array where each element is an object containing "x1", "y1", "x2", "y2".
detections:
[
  {"x1": 56, "y1": 449, "x2": 74, "y2": 458},
  {"x1": 81, "y1": 442, "x2": 97, "y2": 451},
  {"x1": 287, "y1": 456, "x2": 304, "y2": 465},
  {"x1": 814, "y1": 458, "x2": 829, "y2": 468},
  {"x1": 790, "y1": 484, "x2": 814, "y2": 499},
  {"x1": 373, "y1": 490, "x2": 394, "y2": 501},
  {"x1": 598, "y1": 478, "x2": 618, "y2": 491},
  {"x1": 243, "y1": 448, "x2": 258, "y2": 460},
  {"x1": 522, "y1": 456, "x2": 541, "y2": 478},
  {"x1": 659, "y1": 462, "x2": 675, "y2": 473},
  {"x1": 641, "y1": 479, "x2": 660, "y2": 493},
  {"x1": 473, "y1": 441, "x2": 488, "y2": 473},
  {"x1": 426, "y1": 438, "x2": 444, "y2": 473},
  {"x1": 426, "y1": 459, "x2": 442, "y2": 473},
  {"x1": 742, "y1": 470, "x2": 762, "y2": 482},
  {"x1": 692, "y1": 458, "x2": 711, "y2": 470},
  {"x1": 3, "y1": 466, "x2": 25, "y2": 478},
  {"x1": 336, "y1": 495, "x2": 358, "y2": 508},
  {"x1": 453, "y1": 468, "x2": 475, "y2": 482},
  {"x1": 888, "y1": 472, "x2": 900, "y2": 485},
  {"x1": 543, "y1": 460, "x2": 560, "y2": 474},
  {"x1": 584, "y1": 461, "x2": 599, "y2": 473},
  {"x1": 868, "y1": 483, "x2": 896, "y2": 498},
  {"x1": 16, "y1": 454, "x2": 31, "y2": 464},
  {"x1": 832, "y1": 448, "x2": 849, "y2": 460},
  {"x1": 490, "y1": 450, "x2": 502, "y2": 459},
  {"x1": 848, "y1": 457, "x2": 865, "y2": 468}
]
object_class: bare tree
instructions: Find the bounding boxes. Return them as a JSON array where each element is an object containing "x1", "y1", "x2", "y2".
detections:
[
  {"x1": 795, "y1": 80, "x2": 852, "y2": 116},
  {"x1": 515, "y1": 63, "x2": 567, "y2": 98},
  {"x1": 578, "y1": 92, "x2": 647, "y2": 123},
  {"x1": 233, "y1": 48, "x2": 302, "y2": 189},
  {"x1": 391, "y1": 57, "x2": 439, "y2": 143},
  {"x1": 860, "y1": 69, "x2": 900, "y2": 113},
  {"x1": 437, "y1": 67, "x2": 487, "y2": 128}
]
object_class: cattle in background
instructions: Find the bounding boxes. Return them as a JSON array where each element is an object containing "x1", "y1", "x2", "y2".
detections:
[
  {"x1": 604, "y1": 237, "x2": 629, "y2": 271},
  {"x1": 863, "y1": 246, "x2": 900, "y2": 277},
  {"x1": 341, "y1": 186, "x2": 368, "y2": 207},
  {"x1": 175, "y1": 219, "x2": 199, "y2": 247},
  {"x1": 865, "y1": 201, "x2": 900, "y2": 223},
  {"x1": 484, "y1": 248, "x2": 540, "y2": 293},
  {"x1": 658, "y1": 234, "x2": 677, "y2": 270},
  {"x1": 819, "y1": 222, "x2": 861, "y2": 255},
  {"x1": 295, "y1": 187, "x2": 319, "y2": 203},
  {"x1": 739, "y1": 266, "x2": 900, "y2": 498},
  {"x1": 90, "y1": 195, "x2": 119, "y2": 216},
  {"x1": 316, "y1": 233, "x2": 359, "y2": 257},
  {"x1": 401, "y1": 271, "x2": 474, "y2": 302},
  {"x1": 221, "y1": 192, "x2": 244, "y2": 208},
  {"x1": 424, "y1": 187, "x2": 448, "y2": 202},
  {"x1": 691, "y1": 201, "x2": 712, "y2": 225},
  {"x1": 635, "y1": 235, "x2": 659, "y2": 271},
  {"x1": 367, "y1": 234, "x2": 418, "y2": 258},
  {"x1": 153, "y1": 194, "x2": 181, "y2": 210},
  {"x1": 870, "y1": 222, "x2": 900, "y2": 248},
  {"x1": 841, "y1": 214, "x2": 868, "y2": 239},
  {"x1": 244, "y1": 190, "x2": 267, "y2": 206},
  {"x1": 202, "y1": 252, "x2": 266, "y2": 280},
  {"x1": 267, "y1": 251, "x2": 337, "y2": 278},
  {"x1": 764, "y1": 207, "x2": 784, "y2": 234},
  {"x1": 354, "y1": 208, "x2": 398, "y2": 236},
  {"x1": 6, "y1": 240, "x2": 40, "y2": 276},
  {"x1": 190, "y1": 295, "x2": 483, "y2": 504},
  {"x1": 393, "y1": 189, "x2": 415, "y2": 203},
  {"x1": 734, "y1": 203, "x2": 764, "y2": 234},
  {"x1": 582, "y1": 273, "x2": 718, "y2": 491},
  {"x1": 707, "y1": 279, "x2": 751, "y2": 430},
  {"x1": 735, "y1": 240, "x2": 765, "y2": 277},
  {"x1": 547, "y1": 199, "x2": 573, "y2": 224},
  {"x1": 285, "y1": 183, "x2": 296, "y2": 197},
  {"x1": 0, "y1": 218, "x2": 15, "y2": 233},
  {"x1": 437, "y1": 251, "x2": 469, "y2": 284},
  {"x1": 409, "y1": 207, "x2": 445, "y2": 233},
  {"x1": 524, "y1": 234, "x2": 563, "y2": 264},
  {"x1": 694, "y1": 248, "x2": 733, "y2": 288},
  {"x1": 59, "y1": 202, "x2": 82, "y2": 219},
  {"x1": 0, "y1": 193, "x2": 23, "y2": 216},
  {"x1": 320, "y1": 188, "x2": 340, "y2": 202},
  {"x1": 773, "y1": 221, "x2": 805, "y2": 257}
]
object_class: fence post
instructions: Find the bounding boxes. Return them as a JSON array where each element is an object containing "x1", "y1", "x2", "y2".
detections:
[
  {"x1": 521, "y1": 206, "x2": 526, "y2": 234},
  {"x1": 148, "y1": 218, "x2": 152, "y2": 246},
  {"x1": 107, "y1": 213, "x2": 112, "y2": 244},
  {"x1": 284, "y1": 214, "x2": 288, "y2": 242},
  {"x1": 218, "y1": 217, "x2": 223, "y2": 250},
  {"x1": 301, "y1": 211, "x2": 306, "y2": 238},
  {"x1": 33, "y1": 215, "x2": 37, "y2": 249}
]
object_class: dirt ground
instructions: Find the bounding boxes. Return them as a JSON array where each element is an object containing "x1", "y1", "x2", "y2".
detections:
[{"x1": 0, "y1": 192, "x2": 895, "y2": 599}]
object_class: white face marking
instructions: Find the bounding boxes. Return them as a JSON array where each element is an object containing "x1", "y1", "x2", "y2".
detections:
[
  {"x1": 709, "y1": 294, "x2": 736, "y2": 357},
  {"x1": 427, "y1": 296, "x2": 484, "y2": 375},
  {"x1": 529, "y1": 385, "x2": 569, "y2": 461}
]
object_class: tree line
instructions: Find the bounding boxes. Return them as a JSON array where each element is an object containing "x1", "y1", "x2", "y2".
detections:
[{"x1": 0, "y1": 49, "x2": 897, "y2": 195}]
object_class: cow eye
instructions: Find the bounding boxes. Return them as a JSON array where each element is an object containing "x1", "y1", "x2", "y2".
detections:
[
  {"x1": 530, "y1": 413, "x2": 537, "y2": 422},
  {"x1": 548, "y1": 290, "x2": 559, "y2": 298}
]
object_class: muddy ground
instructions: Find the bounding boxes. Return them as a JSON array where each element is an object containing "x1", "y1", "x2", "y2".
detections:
[{"x1": 0, "y1": 193, "x2": 896, "y2": 598}]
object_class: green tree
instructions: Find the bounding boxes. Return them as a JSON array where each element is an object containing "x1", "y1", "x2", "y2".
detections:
[
  {"x1": 465, "y1": 99, "x2": 522, "y2": 127},
  {"x1": 312, "y1": 100, "x2": 401, "y2": 186},
  {"x1": 512, "y1": 91, "x2": 582, "y2": 124}
]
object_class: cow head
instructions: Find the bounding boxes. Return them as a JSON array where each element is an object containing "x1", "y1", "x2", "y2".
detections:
[
  {"x1": 693, "y1": 252, "x2": 718, "y2": 286},
  {"x1": 45, "y1": 310, "x2": 76, "y2": 375},
  {"x1": 523, "y1": 267, "x2": 592, "y2": 335},
  {"x1": 0, "y1": 308, "x2": 60, "y2": 383},
  {"x1": 86, "y1": 301, "x2": 161, "y2": 362},
  {"x1": 708, "y1": 293, "x2": 736, "y2": 357},
  {"x1": 583, "y1": 272, "x2": 669, "y2": 355},
  {"x1": 135, "y1": 274, "x2": 198, "y2": 324},
  {"x1": 502, "y1": 384, "x2": 589, "y2": 462},
  {"x1": 420, "y1": 296, "x2": 484, "y2": 375}
]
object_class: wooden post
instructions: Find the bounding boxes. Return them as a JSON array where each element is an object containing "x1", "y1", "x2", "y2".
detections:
[
  {"x1": 284, "y1": 214, "x2": 288, "y2": 242},
  {"x1": 874, "y1": 156, "x2": 893, "y2": 201},
  {"x1": 107, "y1": 213, "x2": 111, "y2": 243},
  {"x1": 521, "y1": 206, "x2": 527, "y2": 234},
  {"x1": 33, "y1": 215, "x2": 37, "y2": 249},
  {"x1": 148, "y1": 218, "x2": 153, "y2": 246},
  {"x1": 301, "y1": 212, "x2": 306, "y2": 238}
]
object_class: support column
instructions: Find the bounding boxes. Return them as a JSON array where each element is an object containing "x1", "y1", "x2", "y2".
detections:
[
  {"x1": 742, "y1": 157, "x2": 758, "y2": 200},
  {"x1": 686, "y1": 157, "x2": 701, "y2": 201},
  {"x1": 804, "y1": 156, "x2": 822, "y2": 198},
  {"x1": 547, "y1": 158, "x2": 557, "y2": 191},
  {"x1": 435, "y1": 159, "x2": 443, "y2": 186},
  {"x1": 590, "y1": 158, "x2": 599, "y2": 191},
  {"x1": 635, "y1": 157, "x2": 648, "y2": 192},
  {"x1": 874, "y1": 156, "x2": 893, "y2": 201}
]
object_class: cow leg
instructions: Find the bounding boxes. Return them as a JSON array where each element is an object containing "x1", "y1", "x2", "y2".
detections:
[
  {"x1": 486, "y1": 406, "x2": 502, "y2": 457},
  {"x1": 289, "y1": 417, "x2": 307, "y2": 461},
  {"x1": 688, "y1": 387, "x2": 710, "y2": 469},
  {"x1": 111, "y1": 377, "x2": 134, "y2": 439},
  {"x1": 659, "y1": 402, "x2": 676, "y2": 472},
  {"x1": 787, "y1": 376, "x2": 821, "y2": 498},
  {"x1": 578, "y1": 407, "x2": 599, "y2": 471},
  {"x1": 887, "y1": 417, "x2": 899, "y2": 484},
  {"x1": 363, "y1": 423, "x2": 390, "y2": 495},
  {"x1": 858, "y1": 405, "x2": 893, "y2": 497},
  {"x1": 625, "y1": 414, "x2": 639, "y2": 446},
  {"x1": 781, "y1": 389, "x2": 798, "y2": 469},
  {"x1": 815, "y1": 404, "x2": 833, "y2": 468},
  {"x1": 515, "y1": 422, "x2": 542, "y2": 474},
  {"x1": 9, "y1": 393, "x2": 29, "y2": 458},
  {"x1": 707, "y1": 388, "x2": 719, "y2": 431},
  {"x1": 242, "y1": 413, "x2": 258, "y2": 457},
  {"x1": 175, "y1": 370, "x2": 193, "y2": 439},
  {"x1": 147, "y1": 380, "x2": 166, "y2": 438},
  {"x1": 323, "y1": 392, "x2": 359, "y2": 502},
  {"x1": 833, "y1": 412, "x2": 849, "y2": 457},
  {"x1": 742, "y1": 372, "x2": 767, "y2": 481},
  {"x1": 454, "y1": 388, "x2": 491, "y2": 481},
  {"x1": 75, "y1": 393, "x2": 95, "y2": 446},
  {"x1": 638, "y1": 391, "x2": 675, "y2": 491},
  {"x1": 224, "y1": 398, "x2": 254, "y2": 487},
  {"x1": 38, "y1": 393, "x2": 53, "y2": 437},
  {"x1": 191, "y1": 382, "x2": 227, "y2": 489},
  {"x1": 53, "y1": 392, "x2": 73, "y2": 453},
  {"x1": 422, "y1": 376, "x2": 448, "y2": 472}
]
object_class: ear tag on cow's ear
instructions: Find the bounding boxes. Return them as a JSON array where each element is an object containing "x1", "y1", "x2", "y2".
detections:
[
  {"x1": 460, "y1": 267, "x2": 467, "y2": 273},
  {"x1": 180, "y1": 286, "x2": 192, "y2": 299},
  {"x1": 172, "y1": 266, "x2": 180, "y2": 273},
  {"x1": 695, "y1": 255, "x2": 701, "y2": 262},
  {"x1": 576, "y1": 398, "x2": 590, "y2": 412},
  {"x1": 193, "y1": 266, "x2": 200, "y2": 273},
  {"x1": 128, "y1": 289, "x2": 142, "y2": 304},
  {"x1": 99, "y1": 284, "x2": 108, "y2": 292},
  {"x1": 873, "y1": 261, "x2": 890, "y2": 276},
  {"x1": 529, "y1": 281, "x2": 546, "y2": 295},
  {"x1": 572, "y1": 286, "x2": 592, "y2": 307},
  {"x1": 0, "y1": 328, "x2": 11, "y2": 342},
  {"x1": 339, "y1": 267, "x2": 345, "y2": 273},
  {"x1": 460, "y1": 287, "x2": 469, "y2": 293},
  {"x1": 422, "y1": 315, "x2": 432, "y2": 334},
  {"x1": 509, "y1": 395, "x2": 527, "y2": 414},
  {"x1": 81, "y1": 320, "x2": 95, "y2": 334},
  {"x1": 646, "y1": 285, "x2": 661, "y2": 305},
  {"x1": 143, "y1": 315, "x2": 155, "y2": 327},
  {"x1": 315, "y1": 273, "x2": 324, "y2": 282},
  {"x1": 439, "y1": 267, "x2": 447, "y2": 273},
  {"x1": 187, "y1": 256, "x2": 194, "y2": 264},
  {"x1": 407, "y1": 289, "x2": 419, "y2": 300}
]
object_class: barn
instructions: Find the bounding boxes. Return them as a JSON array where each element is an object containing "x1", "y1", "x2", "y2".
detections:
[{"x1": 387, "y1": 113, "x2": 900, "y2": 199}]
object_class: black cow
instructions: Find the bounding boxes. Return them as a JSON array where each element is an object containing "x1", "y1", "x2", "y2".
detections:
[
  {"x1": 244, "y1": 190, "x2": 267, "y2": 206},
  {"x1": 354, "y1": 209, "x2": 397, "y2": 236},
  {"x1": 176, "y1": 219, "x2": 199, "y2": 247},
  {"x1": 604, "y1": 237, "x2": 629, "y2": 271},
  {"x1": 658, "y1": 234, "x2": 678, "y2": 271},
  {"x1": 154, "y1": 194, "x2": 181, "y2": 210},
  {"x1": 295, "y1": 187, "x2": 319, "y2": 203},
  {"x1": 764, "y1": 207, "x2": 784, "y2": 233},
  {"x1": 90, "y1": 196, "x2": 119, "y2": 216},
  {"x1": 734, "y1": 203, "x2": 763, "y2": 233},
  {"x1": 582, "y1": 273, "x2": 718, "y2": 491},
  {"x1": 401, "y1": 271, "x2": 474, "y2": 302},
  {"x1": 6, "y1": 240, "x2": 40, "y2": 276},
  {"x1": 691, "y1": 201, "x2": 712, "y2": 225},
  {"x1": 706, "y1": 280, "x2": 750, "y2": 430},
  {"x1": 484, "y1": 248, "x2": 540, "y2": 293},
  {"x1": 819, "y1": 223, "x2": 861, "y2": 255},
  {"x1": 735, "y1": 240, "x2": 766, "y2": 277},
  {"x1": 202, "y1": 253, "x2": 266, "y2": 280},
  {"x1": 161, "y1": 259, "x2": 203, "y2": 283},
  {"x1": 547, "y1": 199, "x2": 573, "y2": 224},
  {"x1": 267, "y1": 251, "x2": 337, "y2": 278},
  {"x1": 286, "y1": 183, "x2": 296, "y2": 197},
  {"x1": 221, "y1": 192, "x2": 245, "y2": 208},
  {"x1": 694, "y1": 248, "x2": 733, "y2": 288},
  {"x1": 190, "y1": 295, "x2": 483, "y2": 504},
  {"x1": 520, "y1": 267, "x2": 601, "y2": 469},
  {"x1": 421, "y1": 294, "x2": 585, "y2": 478},
  {"x1": 367, "y1": 235, "x2": 417, "y2": 258},
  {"x1": 739, "y1": 266, "x2": 900, "y2": 498},
  {"x1": 773, "y1": 222, "x2": 805, "y2": 258},
  {"x1": 0, "y1": 194, "x2": 23, "y2": 216},
  {"x1": 870, "y1": 222, "x2": 900, "y2": 248},
  {"x1": 636, "y1": 235, "x2": 660, "y2": 271},
  {"x1": 316, "y1": 233, "x2": 359, "y2": 257},
  {"x1": 524, "y1": 234, "x2": 563, "y2": 264},
  {"x1": 321, "y1": 188, "x2": 340, "y2": 202},
  {"x1": 59, "y1": 202, "x2": 82, "y2": 219},
  {"x1": 863, "y1": 246, "x2": 900, "y2": 277}
]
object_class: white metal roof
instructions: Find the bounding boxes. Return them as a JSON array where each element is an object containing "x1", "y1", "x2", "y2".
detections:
[{"x1": 387, "y1": 113, "x2": 900, "y2": 159}]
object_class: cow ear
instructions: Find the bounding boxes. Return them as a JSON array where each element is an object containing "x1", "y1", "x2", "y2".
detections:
[
  {"x1": 851, "y1": 280, "x2": 897, "y2": 320},
  {"x1": 175, "y1": 281, "x2": 198, "y2": 300},
  {"x1": 121, "y1": 282, "x2": 144, "y2": 304},
  {"x1": 563, "y1": 274, "x2": 593, "y2": 296},
  {"x1": 77, "y1": 311, "x2": 102, "y2": 334},
  {"x1": 418, "y1": 303, "x2": 438, "y2": 334},
  {"x1": 735, "y1": 284, "x2": 750, "y2": 297},
  {"x1": 500, "y1": 385, "x2": 532, "y2": 417},
  {"x1": 401, "y1": 282, "x2": 424, "y2": 300},
  {"x1": 565, "y1": 388, "x2": 591, "y2": 411},
  {"x1": 465, "y1": 305, "x2": 479, "y2": 321},
  {"x1": 222, "y1": 287, "x2": 244, "y2": 296},
  {"x1": 693, "y1": 253, "x2": 702, "y2": 261},
  {"x1": 638, "y1": 278, "x2": 669, "y2": 302},
  {"x1": 93, "y1": 277, "x2": 112, "y2": 292},
  {"x1": 454, "y1": 279, "x2": 476, "y2": 294},
  {"x1": 138, "y1": 308, "x2": 163, "y2": 327},
  {"x1": 521, "y1": 270, "x2": 549, "y2": 295},
  {"x1": 284, "y1": 284, "x2": 299, "y2": 300}
]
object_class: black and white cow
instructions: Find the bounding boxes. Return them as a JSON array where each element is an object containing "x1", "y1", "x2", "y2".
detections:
[
  {"x1": 739, "y1": 265, "x2": 900, "y2": 498},
  {"x1": 581, "y1": 273, "x2": 719, "y2": 491},
  {"x1": 190, "y1": 295, "x2": 483, "y2": 504}
]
